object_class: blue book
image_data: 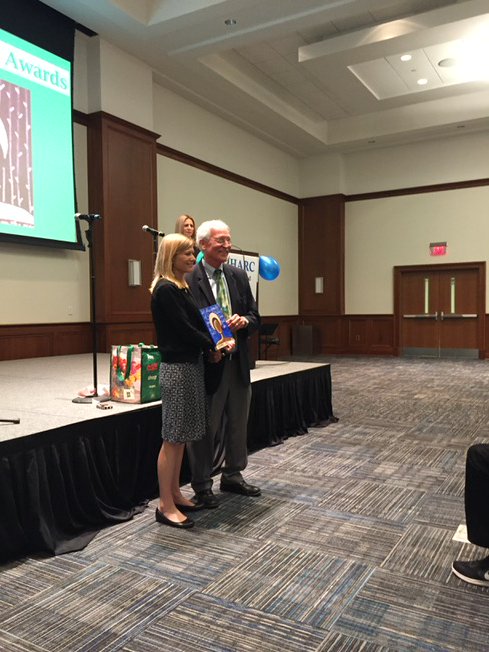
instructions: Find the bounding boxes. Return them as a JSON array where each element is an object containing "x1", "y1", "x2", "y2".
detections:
[{"x1": 200, "y1": 304, "x2": 236, "y2": 350}]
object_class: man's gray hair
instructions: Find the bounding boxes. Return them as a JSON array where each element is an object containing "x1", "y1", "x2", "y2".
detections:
[{"x1": 196, "y1": 220, "x2": 230, "y2": 247}]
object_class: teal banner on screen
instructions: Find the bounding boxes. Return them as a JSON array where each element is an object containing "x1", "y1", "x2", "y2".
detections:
[{"x1": 0, "y1": 27, "x2": 78, "y2": 248}]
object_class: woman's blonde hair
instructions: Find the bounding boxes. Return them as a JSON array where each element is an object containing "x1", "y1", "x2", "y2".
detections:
[
  {"x1": 150, "y1": 233, "x2": 194, "y2": 292},
  {"x1": 175, "y1": 214, "x2": 196, "y2": 241}
]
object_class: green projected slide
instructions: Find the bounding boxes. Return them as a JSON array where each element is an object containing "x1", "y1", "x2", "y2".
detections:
[{"x1": 0, "y1": 27, "x2": 78, "y2": 248}]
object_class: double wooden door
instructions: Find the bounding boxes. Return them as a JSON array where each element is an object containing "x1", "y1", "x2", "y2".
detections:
[{"x1": 395, "y1": 263, "x2": 485, "y2": 358}]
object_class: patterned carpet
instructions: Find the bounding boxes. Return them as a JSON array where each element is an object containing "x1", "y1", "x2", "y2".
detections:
[{"x1": 1, "y1": 356, "x2": 489, "y2": 651}]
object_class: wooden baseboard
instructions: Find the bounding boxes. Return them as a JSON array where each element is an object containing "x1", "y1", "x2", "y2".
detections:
[
  {"x1": 10, "y1": 315, "x2": 489, "y2": 360},
  {"x1": 0, "y1": 323, "x2": 92, "y2": 361},
  {"x1": 0, "y1": 322, "x2": 156, "y2": 361},
  {"x1": 259, "y1": 315, "x2": 396, "y2": 357},
  {"x1": 296, "y1": 314, "x2": 395, "y2": 355}
]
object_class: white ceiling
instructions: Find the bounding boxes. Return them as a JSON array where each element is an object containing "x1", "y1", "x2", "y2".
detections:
[{"x1": 40, "y1": 0, "x2": 489, "y2": 157}]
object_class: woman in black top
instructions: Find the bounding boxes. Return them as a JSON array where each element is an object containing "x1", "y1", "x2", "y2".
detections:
[{"x1": 150, "y1": 233, "x2": 216, "y2": 528}]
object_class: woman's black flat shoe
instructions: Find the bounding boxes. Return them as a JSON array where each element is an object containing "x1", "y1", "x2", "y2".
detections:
[{"x1": 155, "y1": 508, "x2": 194, "y2": 528}]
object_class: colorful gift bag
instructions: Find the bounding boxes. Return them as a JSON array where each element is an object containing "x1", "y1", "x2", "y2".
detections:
[{"x1": 110, "y1": 344, "x2": 161, "y2": 403}]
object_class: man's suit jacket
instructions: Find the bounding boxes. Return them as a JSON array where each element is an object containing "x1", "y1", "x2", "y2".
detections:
[{"x1": 187, "y1": 261, "x2": 260, "y2": 393}]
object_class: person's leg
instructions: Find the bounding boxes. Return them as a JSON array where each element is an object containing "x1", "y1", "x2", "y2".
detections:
[
  {"x1": 465, "y1": 443, "x2": 489, "y2": 546},
  {"x1": 220, "y1": 361, "x2": 251, "y2": 484},
  {"x1": 157, "y1": 441, "x2": 189, "y2": 523},
  {"x1": 452, "y1": 444, "x2": 489, "y2": 585},
  {"x1": 170, "y1": 443, "x2": 187, "y2": 502},
  {"x1": 169, "y1": 444, "x2": 202, "y2": 509},
  {"x1": 219, "y1": 360, "x2": 260, "y2": 496},
  {"x1": 187, "y1": 362, "x2": 230, "y2": 497}
]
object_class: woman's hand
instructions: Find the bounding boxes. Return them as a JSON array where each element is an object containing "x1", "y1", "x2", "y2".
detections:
[
  {"x1": 222, "y1": 340, "x2": 236, "y2": 354},
  {"x1": 207, "y1": 339, "x2": 236, "y2": 363}
]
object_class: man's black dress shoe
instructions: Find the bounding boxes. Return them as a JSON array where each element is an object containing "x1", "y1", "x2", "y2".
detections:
[
  {"x1": 175, "y1": 501, "x2": 204, "y2": 512},
  {"x1": 192, "y1": 489, "x2": 219, "y2": 509},
  {"x1": 155, "y1": 508, "x2": 194, "y2": 528},
  {"x1": 220, "y1": 480, "x2": 261, "y2": 497}
]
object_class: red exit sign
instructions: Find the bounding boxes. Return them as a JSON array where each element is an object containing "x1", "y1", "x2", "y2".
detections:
[{"x1": 429, "y1": 242, "x2": 447, "y2": 256}]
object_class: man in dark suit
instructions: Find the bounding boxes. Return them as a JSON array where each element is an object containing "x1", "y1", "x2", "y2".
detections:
[{"x1": 186, "y1": 219, "x2": 261, "y2": 508}]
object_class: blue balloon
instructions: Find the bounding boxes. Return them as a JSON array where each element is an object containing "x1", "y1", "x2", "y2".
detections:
[
  {"x1": 196, "y1": 251, "x2": 204, "y2": 264},
  {"x1": 259, "y1": 255, "x2": 280, "y2": 281}
]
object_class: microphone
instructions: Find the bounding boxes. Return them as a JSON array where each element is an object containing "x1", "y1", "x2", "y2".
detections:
[
  {"x1": 228, "y1": 244, "x2": 256, "y2": 289},
  {"x1": 230, "y1": 243, "x2": 246, "y2": 264},
  {"x1": 142, "y1": 225, "x2": 165, "y2": 237},
  {"x1": 76, "y1": 213, "x2": 101, "y2": 221}
]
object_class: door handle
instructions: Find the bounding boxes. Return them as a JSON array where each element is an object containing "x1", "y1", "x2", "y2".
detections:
[
  {"x1": 442, "y1": 313, "x2": 477, "y2": 319},
  {"x1": 402, "y1": 314, "x2": 437, "y2": 318}
]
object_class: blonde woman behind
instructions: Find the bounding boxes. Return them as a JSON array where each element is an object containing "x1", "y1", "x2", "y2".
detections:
[
  {"x1": 175, "y1": 214, "x2": 198, "y2": 256},
  {"x1": 150, "y1": 233, "x2": 217, "y2": 528}
]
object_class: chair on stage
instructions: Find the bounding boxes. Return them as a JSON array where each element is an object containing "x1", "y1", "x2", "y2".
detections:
[{"x1": 258, "y1": 323, "x2": 280, "y2": 359}]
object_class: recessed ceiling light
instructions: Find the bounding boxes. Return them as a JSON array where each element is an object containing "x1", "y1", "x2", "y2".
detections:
[
  {"x1": 224, "y1": 18, "x2": 237, "y2": 26},
  {"x1": 438, "y1": 57, "x2": 457, "y2": 68},
  {"x1": 417, "y1": 78, "x2": 428, "y2": 85},
  {"x1": 400, "y1": 54, "x2": 412, "y2": 62}
]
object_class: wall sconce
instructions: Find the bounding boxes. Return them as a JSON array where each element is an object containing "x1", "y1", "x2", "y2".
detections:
[
  {"x1": 128, "y1": 259, "x2": 142, "y2": 286},
  {"x1": 314, "y1": 276, "x2": 324, "y2": 294}
]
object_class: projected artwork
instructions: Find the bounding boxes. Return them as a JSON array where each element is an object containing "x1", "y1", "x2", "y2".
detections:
[
  {"x1": 0, "y1": 78, "x2": 34, "y2": 227},
  {"x1": 0, "y1": 25, "x2": 78, "y2": 248}
]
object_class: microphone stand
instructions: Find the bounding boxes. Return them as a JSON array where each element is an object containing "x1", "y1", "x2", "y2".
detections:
[
  {"x1": 73, "y1": 214, "x2": 102, "y2": 404},
  {"x1": 151, "y1": 232, "x2": 159, "y2": 260},
  {"x1": 141, "y1": 225, "x2": 164, "y2": 260}
]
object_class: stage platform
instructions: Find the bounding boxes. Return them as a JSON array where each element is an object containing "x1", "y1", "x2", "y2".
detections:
[{"x1": 0, "y1": 354, "x2": 336, "y2": 561}]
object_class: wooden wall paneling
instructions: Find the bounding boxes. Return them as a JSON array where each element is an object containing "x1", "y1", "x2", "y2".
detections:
[
  {"x1": 295, "y1": 316, "x2": 342, "y2": 354},
  {"x1": 0, "y1": 333, "x2": 52, "y2": 360},
  {"x1": 87, "y1": 112, "x2": 159, "y2": 348},
  {"x1": 100, "y1": 322, "x2": 156, "y2": 351},
  {"x1": 277, "y1": 317, "x2": 300, "y2": 358},
  {"x1": 348, "y1": 317, "x2": 368, "y2": 350},
  {"x1": 346, "y1": 316, "x2": 395, "y2": 354},
  {"x1": 314, "y1": 316, "x2": 342, "y2": 353},
  {"x1": 0, "y1": 317, "x2": 397, "y2": 361},
  {"x1": 0, "y1": 323, "x2": 92, "y2": 361},
  {"x1": 103, "y1": 120, "x2": 157, "y2": 321},
  {"x1": 324, "y1": 316, "x2": 344, "y2": 353},
  {"x1": 53, "y1": 324, "x2": 93, "y2": 355},
  {"x1": 297, "y1": 315, "x2": 395, "y2": 355},
  {"x1": 368, "y1": 316, "x2": 395, "y2": 354},
  {"x1": 299, "y1": 195, "x2": 345, "y2": 315},
  {"x1": 259, "y1": 316, "x2": 299, "y2": 359}
]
